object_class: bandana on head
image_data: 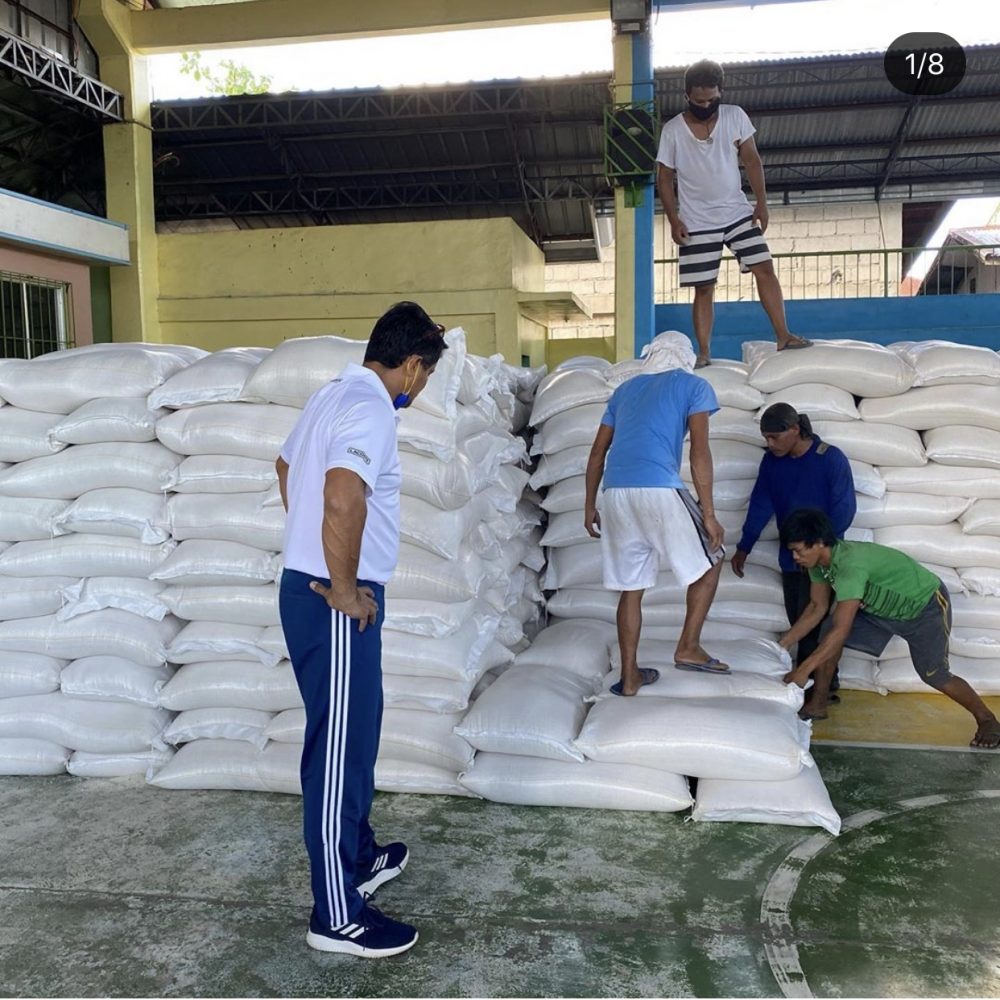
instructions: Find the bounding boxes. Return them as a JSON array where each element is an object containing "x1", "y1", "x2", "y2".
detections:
[{"x1": 640, "y1": 331, "x2": 698, "y2": 373}]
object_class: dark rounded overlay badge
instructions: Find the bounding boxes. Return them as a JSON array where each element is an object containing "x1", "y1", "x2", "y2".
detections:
[{"x1": 884, "y1": 32, "x2": 966, "y2": 97}]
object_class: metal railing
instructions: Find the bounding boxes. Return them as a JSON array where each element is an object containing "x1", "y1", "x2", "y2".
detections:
[{"x1": 654, "y1": 244, "x2": 1000, "y2": 303}]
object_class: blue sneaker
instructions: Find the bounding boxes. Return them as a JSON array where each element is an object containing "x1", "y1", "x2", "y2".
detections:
[
  {"x1": 356, "y1": 841, "x2": 409, "y2": 900},
  {"x1": 306, "y1": 905, "x2": 418, "y2": 958}
]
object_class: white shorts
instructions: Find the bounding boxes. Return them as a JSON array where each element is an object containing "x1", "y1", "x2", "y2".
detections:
[{"x1": 600, "y1": 487, "x2": 724, "y2": 591}]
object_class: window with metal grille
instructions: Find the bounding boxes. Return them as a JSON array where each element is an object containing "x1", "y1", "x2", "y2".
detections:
[{"x1": 0, "y1": 270, "x2": 75, "y2": 358}]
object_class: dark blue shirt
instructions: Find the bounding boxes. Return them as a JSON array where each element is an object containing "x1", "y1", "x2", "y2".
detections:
[{"x1": 738, "y1": 436, "x2": 856, "y2": 573}]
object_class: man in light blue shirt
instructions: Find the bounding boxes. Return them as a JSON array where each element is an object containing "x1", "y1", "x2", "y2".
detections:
[{"x1": 585, "y1": 332, "x2": 728, "y2": 695}]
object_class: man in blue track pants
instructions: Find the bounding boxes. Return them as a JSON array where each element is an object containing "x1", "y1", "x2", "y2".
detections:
[{"x1": 276, "y1": 302, "x2": 447, "y2": 958}]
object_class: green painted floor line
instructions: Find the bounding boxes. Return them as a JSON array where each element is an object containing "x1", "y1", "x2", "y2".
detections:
[{"x1": 3, "y1": 746, "x2": 1000, "y2": 998}]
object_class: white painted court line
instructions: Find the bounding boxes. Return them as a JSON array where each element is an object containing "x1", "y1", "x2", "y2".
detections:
[{"x1": 760, "y1": 788, "x2": 1000, "y2": 998}]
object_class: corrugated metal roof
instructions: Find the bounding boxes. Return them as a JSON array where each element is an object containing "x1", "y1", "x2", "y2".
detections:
[{"x1": 149, "y1": 46, "x2": 1000, "y2": 257}]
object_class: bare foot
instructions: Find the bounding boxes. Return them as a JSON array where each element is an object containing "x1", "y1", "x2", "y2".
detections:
[
  {"x1": 694, "y1": 355, "x2": 711, "y2": 369},
  {"x1": 971, "y1": 717, "x2": 1000, "y2": 749},
  {"x1": 611, "y1": 667, "x2": 660, "y2": 697},
  {"x1": 674, "y1": 644, "x2": 710, "y2": 664}
]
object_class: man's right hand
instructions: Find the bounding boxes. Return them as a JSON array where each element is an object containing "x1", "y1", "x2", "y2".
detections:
[
  {"x1": 704, "y1": 512, "x2": 724, "y2": 551},
  {"x1": 670, "y1": 219, "x2": 690, "y2": 246},
  {"x1": 309, "y1": 581, "x2": 379, "y2": 632},
  {"x1": 584, "y1": 505, "x2": 601, "y2": 539},
  {"x1": 731, "y1": 549, "x2": 748, "y2": 578}
]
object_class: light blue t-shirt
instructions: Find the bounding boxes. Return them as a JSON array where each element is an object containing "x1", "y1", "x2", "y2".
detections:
[{"x1": 601, "y1": 371, "x2": 719, "y2": 489}]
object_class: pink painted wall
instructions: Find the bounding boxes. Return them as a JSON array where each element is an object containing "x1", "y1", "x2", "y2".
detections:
[{"x1": 0, "y1": 242, "x2": 94, "y2": 346}]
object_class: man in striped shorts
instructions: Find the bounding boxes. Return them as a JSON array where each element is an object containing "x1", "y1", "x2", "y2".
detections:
[
  {"x1": 656, "y1": 59, "x2": 812, "y2": 368},
  {"x1": 276, "y1": 302, "x2": 447, "y2": 957}
]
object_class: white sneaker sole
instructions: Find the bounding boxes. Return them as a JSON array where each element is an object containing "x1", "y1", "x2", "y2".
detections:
[
  {"x1": 356, "y1": 848, "x2": 409, "y2": 899},
  {"x1": 306, "y1": 929, "x2": 418, "y2": 958}
]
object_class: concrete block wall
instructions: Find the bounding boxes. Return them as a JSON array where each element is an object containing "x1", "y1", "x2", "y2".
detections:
[{"x1": 545, "y1": 202, "x2": 904, "y2": 343}]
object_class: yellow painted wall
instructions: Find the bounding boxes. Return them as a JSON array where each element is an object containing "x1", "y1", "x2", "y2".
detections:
[
  {"x1": 157, "y1": 217, "x2": 546, "y2": 363},
  {"x1": 546, "y1": 335, "x2": 615, "y2": 369}
]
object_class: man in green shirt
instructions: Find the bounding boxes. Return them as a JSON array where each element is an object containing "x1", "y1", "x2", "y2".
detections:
[{"x1": 779, "y1": 508, "x2": 1000, "y2": 749}]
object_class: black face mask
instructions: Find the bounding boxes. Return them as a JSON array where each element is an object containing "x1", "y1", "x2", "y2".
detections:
[{"x1": 687, "y1": 97, "x2": 721, "y2": 121}]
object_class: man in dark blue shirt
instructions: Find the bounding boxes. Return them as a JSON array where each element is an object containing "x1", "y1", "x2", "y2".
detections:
[{"x1": 732, "y1": 403, "x2": 856, "y2": 671}]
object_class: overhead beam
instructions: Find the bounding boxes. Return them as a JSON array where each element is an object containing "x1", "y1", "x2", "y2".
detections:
[{"x1": 131, "y1": 0, "x2": 607, "y2": 53}]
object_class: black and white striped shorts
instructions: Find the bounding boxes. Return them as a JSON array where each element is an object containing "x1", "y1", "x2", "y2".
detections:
[{"x1": 678, "y1": 214, "x2": 772, "y2": 287}]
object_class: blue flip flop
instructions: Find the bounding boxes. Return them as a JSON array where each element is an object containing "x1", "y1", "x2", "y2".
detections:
[
  {"x1": 610, "y1": 667, "x2": 660, "y2": 696},
  {"x1": 674, "y1": 657, "x2": 730, "y2": 674}
]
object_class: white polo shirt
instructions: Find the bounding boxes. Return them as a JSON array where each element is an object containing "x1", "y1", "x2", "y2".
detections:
[
  {"x1": 656, "y1": 104, "x2": 757, "y2": 232},
  {"x1": 280, "y1": 363, "x2": 401, "y2": 585}
]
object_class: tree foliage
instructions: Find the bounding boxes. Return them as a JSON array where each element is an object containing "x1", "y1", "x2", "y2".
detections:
[{"x1": 179, "y1": 51, "x2": 273, "y2": 96}]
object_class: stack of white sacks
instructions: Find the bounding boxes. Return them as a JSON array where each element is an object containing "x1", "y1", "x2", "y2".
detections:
[
  {"x1": 0, "y1": 345, "x2": 205, "y2": 779},
  {"x1": 456, "y1": 344, "x2": 838, "y2": 833},
  {"x1": 743, "y1": 339, "x2": 1000, "y2": 699},
  {"x1": 148, "y1": 331, "x2": 547, "y2": 797}
]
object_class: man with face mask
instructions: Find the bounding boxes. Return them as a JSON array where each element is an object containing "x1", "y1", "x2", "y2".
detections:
[
  {"x1": 275, "y1": 302, "x2": 447, "y2": 958},
  {"x1": 656, "y1": 59, "x2": 812, "y2": 368},
  {"x1": 732, "y1": 403, "x2": 856, "y2": 686}
]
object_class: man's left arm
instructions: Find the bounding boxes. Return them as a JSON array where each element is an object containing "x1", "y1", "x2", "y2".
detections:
[
  {"x1": 785, "y1": 598, "x2": 861, "y2": 687},
  {"x1": 276, "y1": 456, "x2": 289, "y2": 512},
  {"x1": 738, "y1": 135, "x2": 769, "y2": 233}
]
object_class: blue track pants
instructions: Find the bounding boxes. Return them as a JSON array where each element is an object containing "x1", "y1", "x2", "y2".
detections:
[{"x1": 278, "y1": 568, "x2": 384, "y2": 930}]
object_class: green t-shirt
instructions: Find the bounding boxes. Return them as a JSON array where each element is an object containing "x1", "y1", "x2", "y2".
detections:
[{"x1": 808, "y1": 540, "x2": 940, "y2": 621}]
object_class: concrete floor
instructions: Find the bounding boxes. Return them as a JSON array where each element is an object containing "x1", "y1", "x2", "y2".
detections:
[{"x1": 3, "y1": 746, "x2": 1000, "y2": 998}]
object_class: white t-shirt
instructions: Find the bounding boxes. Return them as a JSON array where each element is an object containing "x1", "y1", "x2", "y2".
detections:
[
  {"x1": 656, "y1": 104, "x2": 757, "y2": 232},
  {"x1": 280, "y1": 363, "x2": 401, "y2": 585}
]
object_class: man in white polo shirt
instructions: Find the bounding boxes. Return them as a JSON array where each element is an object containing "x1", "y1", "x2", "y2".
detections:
[
  {"x1": 584, "y1": 332, "x2": 728, "y2": 695},
  {"x1": 656, "y1": 59, "x2": 812, "y2": 368},
  {"x1": 276, "y1": 302, "x2": 446, "y2": 958}
]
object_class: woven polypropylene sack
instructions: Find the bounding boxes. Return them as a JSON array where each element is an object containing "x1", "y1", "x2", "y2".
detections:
[
  {"x1": 695, "y1": 365, "x2": 763, "y2": 410},
  {"x1": 860, "y1": 385, "x2": 1000, "y2": 432},
  {"x1": 157, "y1": 660, "x2": 302, "y2": 712},
  {"x1": 758, "y1": 383, "x2": 860, "y2": 422},
  {"x1": 56, "y1": 577, "x2": 168, "y2": 622},
  {"x1": 456, "y1": 665, "x2": 594, "y2": 763},
  {"x1": 850, "y1": 460, "x2": 886, "y2": 499},
  {"x1": 0, "y1": 577, "x2": 72, "y2": 621},
  {"x1": 459, "y1": 753, "x2": 692, "y2": 811},
  {"x1": 49, "y1": 398, "x2": 162, "y2": 445},
  {"x1": 156, "y1": 402, "x2": 300, "y2": 462},
  {"x1": 876, "y1": 653, "x2": 1000, "y2": 695},
  {"x1": 573, "y1": 696, "x2": 813, "y2": 780},
  {"x1": 811, "y1": 420, "x2": 925, "y2": 467},
  {"x1": 747, "y1": 340, "x2": 915, "y2": 397},
  {"x1": 0, "y1": 609, "x2": 180, "y2": 666},
  {"x1": 0, "y1": 651, "x2": 66, "y2": 698},
  {"x1": 159, "y1": 584, "x2": 280, "y2": 627},
  {"x1": 0, "y1": 693, "x2": 172, "y2": 753},
  {"x1": 609, "y1": 636, "x2": 791, "y2": 678},
  {"x1": 166, "y1": 621, "x2": 279, "y2": 667},
  {"x1": 163, "y1": 455, "x2": 277, "y2": 494},
  {"x1": 239, "y1": 335, "x2": 367, "y2": 407},
  {"x1": 0, "y1": 442, "x2": 181, "y2": 499},
  {"x1": 0, "y1": 407, "x2": 65, "y2": 462},
  {"x1": 0, "y1": 497, "x2": 69, "y2": 542},
  {"x1": 378, "y1": 708, "x2": 475, "y2": 772},
  {"x1": 532, "y1": 403, "x2": 606, "y2": 456},
  {"x1": 0, "y1": 344, "x2": 205, "y2": 413},
  {"x1": 692, "y1": 766, "x2": 840, "y2": 834},
  {"x1": 873, "y1": 523, "x2": 1000, "y2": 570},
  {"x1": 592, "y1": 665, "x2": 803, "y2": 709},
  {"x1": 381, "y1": 613, "x2": 501, "y2": 681},
  {"x1": 374, "y1": 757, "x2": 475, "y2": 797},
  {"x1": 0, "y1": 737, "x2": 69, "y2": 775},
  {"x1": 382, "y1": 671, "x2": 475, "y2": 714},
  {"x1": 529, "y1": 370, "x2": 611, "y2": 427},
  {"x1": 60, "y1": 656, "x2": 173, "y2": 707},
  {"x1": 146, "y1": 738, "x2": 266, "y2": 791},
  {"x1": 149, "y1": 540, "x2": 279, "y2": 587},
  {"x1": 148, "y1": 347, "x2": 270, "y2": 409},
  {"x1": 0, "y1": 534, "x2": 174, "y2": 579},
  {"x1": 854, "y1": 492, "x2": 971, "y2": 529},
  {"x1": 67, "y1": 747, "x2": 174, "y2": 778},
  {"x1": 162, "y1": 707, "x2": 273, "y2": 749},
  {"x1": 923, "y1": 426, "x2": 1000, "y2": 470},
  {"x1": 891, "y1": 340, "x2": 1000, "y2": 387},
  {"x1": 52, "y1": 488, "x2": 170, "y2": 544},
  {"x1": 168, "y1": 492, "x2": 284, "y2": 552}
]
